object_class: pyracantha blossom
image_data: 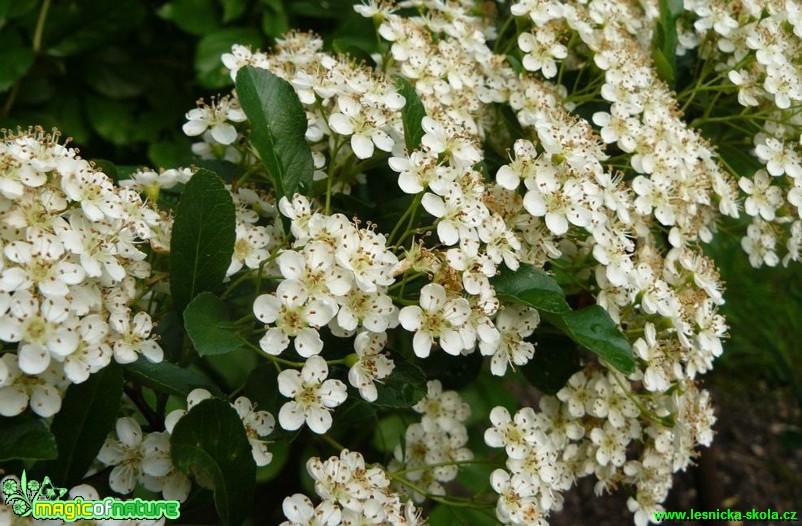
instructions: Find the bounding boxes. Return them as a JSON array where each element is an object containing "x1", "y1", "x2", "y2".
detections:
[{"x1": 277, "y1": 356, "x2": 347, "y2": 434}]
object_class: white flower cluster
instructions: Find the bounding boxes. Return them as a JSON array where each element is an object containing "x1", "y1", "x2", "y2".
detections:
[
  {"x1": 0, "y1": 129, "x2": 165, "y2": 418},
  {"x1": 97, "y1": 416, "x2": 190, "y2": 501},
  {"x1": 486, "y1": 370, "x2": 716, "y2": 526},
  {"x1": 218, "y1": 32, "x2": 407, "y2": 185},
  {"x1": 389, "y1": 380, "x2": 473, "y2": 501},
  {"x1": 164, "y1": 388, "x2": 276, "y2": 466},
  {"x1": 281, "y1": 449, "x2": 423, "y2": 526},
  {"x1": 680, "y1": 0, "x2": 802, "y2": 266},
  {"x1": 97, "y1": 389, "x2": 275, "y2": 502},
  {"x1": 161, "y1": 0, "x2": 802, "y2": 523},
  {"x1": 119, "y1": 169, "x2": 283, "y2": 278},
  {"x1": 182, "y1": 95, "x2": 247, "y2": 163}
]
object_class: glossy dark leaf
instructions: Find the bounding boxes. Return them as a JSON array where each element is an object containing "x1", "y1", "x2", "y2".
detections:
[
  {"x1": 171, "y1": 398, "x2": 255, "y2": 526},
  {"x1": 0, "y1": 415, "x2": 57, "y2": 461},
  {"x1": 492, "y1": 263, "x2": 571, "y2": 314},
  {"x1": 373, "y1": 351, "x2": 427, "y2": 408},
  {"x1": 184, "y1": 292, "x2": 242, "y2": 357},
  {"x1": 547, "y1": 306, "x2": 635, "y2": 374},
  {"x1": 32, "y1": 364, "x2": 122, "y2": 487},
  {"x1": 123, "y1": 357, "x2": 224, "y2": 398},
  {"x1": 395, "y1": 76, "x2": 426, "y2": 152},
  {"x1": 521, "y1": 334, "x2": 582, "y2": 394},
  {"x1": 235, "y1": 66, "x2": 314, "y2": 202},
  {"x1": 169, "y1": 168, "x2": 236, "y2": 314}
]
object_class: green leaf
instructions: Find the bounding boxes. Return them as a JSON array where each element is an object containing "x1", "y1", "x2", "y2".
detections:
[
  {"x1": 235, "y1": 66, "x2": 314, "y2": 202},
  {"x1": 196, "y1": 28, "x2": 263, "y2": 89},
  {"x1": 43, "y1": 0, "x2": 147, "y2": 57},
  {"x1": 244, "y1": 363, "x2": 300, "y2": 440},
  {"x1": 395, "y1": 76, "x2": 426, "y2": 152},
  {"x1": 170, "y1": 398, "x2": 255, "y2": 526},
  {"x1": 123, "y1": 357, "x2": 224, "y2": 398},
  {"x1": 718, "y1": 144, "x2": 762, "y2": 179},
  {"x1": 419, "y1": 349, "x2": 484, "y2": 390},
  {"x1": 370, "y1": 414, "x2": 407, "y2": 454},
  {"x1": 0, "y1": 31, "x2": 33, "y2": 93},
  {"x1": 651, "y1": 0, "x2": 684, "y2": 86},
  {"x1": 0, "y1": 415, "x2": 58, "y2": 461},
  {"x1": 428, "y1": 505, "x2": 497, "y2": 526},
  {"x1": 32, "y1": 365, "x2": 123, "y2": 487},
  {"x1": 158, "y1": 0, "x2": 221, "y2": 36},
  {"x1": 184, "y1": 292, "x2": 242, "y2": 357},
  {"x1": 261, "y1": 4, "x2": 289, "y2": 37},
  {"x1": 220, "y1": 0, "x2": 248, "y2": 23},
  {"x1": 86, "y1": 96, "x2": 137, "y2": 145},
  {"x1": 521, "y1": 334, "x2": 582, "y2": 394},
  {"x1": 169, "y1": 168, "x2": 236, "y2": 314},
  {"x1": 547, "y1": 306, "x2": 635, "y2": 374},
  {"x1": 373, "y1": 351, "x2": 427, "y2": 408},
  {"x1": 492, "y1": 263, "x2": 571, "y2": 314}
]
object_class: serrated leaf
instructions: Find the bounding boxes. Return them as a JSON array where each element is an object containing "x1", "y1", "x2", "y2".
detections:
[
  {"x1": 547, "y1": 306, "x2": 635, "y2": 374},
  {"x1": 395, "y1": 76, "x2": 426, "y2": 152},
  {"x1": 235, "y1": 66, "x2": 313, "y2": 202},
  {"x1": 169, "y1": 168, "x2": 236, "y2": 314},
  {"x1": 170, "y1": 399, "x2": 255, "y2": 526},
  {"x1": 373, "y1": 352, "x2": 427, "y2": 408},
  {"x1": 184, "y1": 292, "x2": 242, "y2": 357},
  {"x1": 32, "y1": 365, "x2": 122, "y2": 487},
  {"x1": 521, "y1": 334, "x2": 582, "y2": 394},
  {"x1": 123, "y1": 357, "x2": 224, "y2": 398},
  {"x1": 0, "y1": 415, "x2": 58, "y2": 461},
  {"x1": 492, "y1": 263, "x2": 571, "y2": 314}
]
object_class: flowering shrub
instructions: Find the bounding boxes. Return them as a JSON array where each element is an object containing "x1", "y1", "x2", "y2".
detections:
[{"x1": 2, "y1": 0, "x2": 801, "y2": 525}]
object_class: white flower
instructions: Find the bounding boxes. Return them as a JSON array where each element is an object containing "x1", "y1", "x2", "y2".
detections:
[
  {"x1": 233, "y1": 396, "x2": 276, "y2": 466},
  {"x1": 109, "y1": 309, "x2": 163, "y2": 364},
  {"x1": 328, "y1": 96, "x2": 394, "y2": 159},
  {"x1": 182, "y1": 96, "x2": 246, "y2": 145},
  {"x1": 398, "y1": 283, "x2": 471, "y2": 358},
  {"x1": 484, "y1": 406, "x2": 538, "y2": 459},
  {"x1": 0, "y1": 354, "x2": 64, "y2": 417},
  {"x1": 277, "y1": 356, "x2": 347, "y2": 434},
  {"x1": 738, "y1": 171, "x2": 783, "y2": 220},
  {"x1": 253, "y1": 279, "x2": 337, "y2": 357},
  {"x1": 480, "y1": 304, "x2": 539, "y2": 376},
  {"x1": 347, "y1": 331, "x2": 395, "y2": 402},
  {"x1": 280, "y1": 494, "x2": 341, "y2": 526}
]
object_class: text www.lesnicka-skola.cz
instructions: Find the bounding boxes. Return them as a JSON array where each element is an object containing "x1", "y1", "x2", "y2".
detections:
[{"x1": 654, "y1": 508, "x2": 799, "y2": 522}]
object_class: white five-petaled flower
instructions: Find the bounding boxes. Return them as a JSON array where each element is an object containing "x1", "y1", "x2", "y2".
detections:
[
  {"x1": 328, "y1": 96, "x2": 394, "y2": 159},
  {"x1": 97, "y1": 417, "x2": 181, "y2": 496},
  {"x1": 109, "y1": 309, "x2": 163, "y2": 364},
  {"x1": 398, "y1": 283, "x2": 471, "y2": 358},
  {"x1": 277, "y1": 355, "x2": 347, "y2": 434},
  {"x1": 233, "y1": 396, "x2": 276, "y2": 466},
  {"x1": 347, "y1": 331, "x2": 395, "y2": 402},
  {"x1": 484, "y1": 406, "x2": 538, "y2": 460},
  {"x1": 253, "y1": 279, "x2": 337, "y2": 357},
  {"x1": 182, "y1": 96, "x2": 246, "y2": 145}
]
